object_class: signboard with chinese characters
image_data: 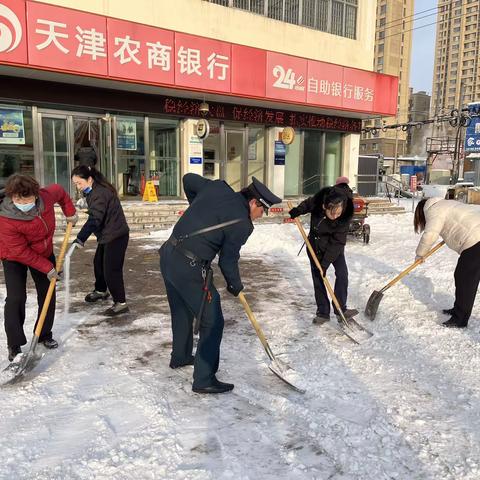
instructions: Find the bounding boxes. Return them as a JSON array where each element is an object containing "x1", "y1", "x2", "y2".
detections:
[
  {"x1": 465, "y1": 103, "x2": 480, "y2": 153},
  {"x1": 0, "y1": 0, "x2": 398, "y2": 116},
  {"x1": 189, "y1": 136, "x2": 203, "y2": 164},
  {"x1": 0, "y1": 108, "x2": 25, "y2": 144},
  {"x1": 117, "y1": 118, "x2": 137, "y2": 150}
]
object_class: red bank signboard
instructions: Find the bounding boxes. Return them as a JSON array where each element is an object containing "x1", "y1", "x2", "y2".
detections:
[
  {"x1": 0, "y1": 0, "x2": 398, "y2": 116},
  {"x1": 0, "y1": 0, "x2": 28, "y2": 65}
]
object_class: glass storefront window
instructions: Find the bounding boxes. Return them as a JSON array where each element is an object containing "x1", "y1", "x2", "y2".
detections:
[
  {"x1": 42, "y1": 116, "x2": 70, "y2": 192},
  {"x1": 324, "y1": 132, "x2": 342, "y2": 187},
  {"x1": 247, "y1": 127, "x2": 265, "y2": 184},
  {"x1": 116, "y1": 116, "x2": 145, "y2": 197},
  {"x1": 303, "y1": 130, "x2": 323, "y2": 195},
  {"x1": 0, "y1": 106, "x2": 34, "y2": 185},
  {"x1": 291, "y1": 130, "x2": 344, "y2": 195},
  {"x1": 284, "y1": 130, "x2": 302, "y2": 196},
  {"x1": 148, "y1": 118, "x2": 179, "y2": 197}
]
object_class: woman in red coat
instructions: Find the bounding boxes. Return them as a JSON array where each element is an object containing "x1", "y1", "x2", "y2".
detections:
[{"x1": 0, "y1": 174, "x2": 77, "y2": 361}]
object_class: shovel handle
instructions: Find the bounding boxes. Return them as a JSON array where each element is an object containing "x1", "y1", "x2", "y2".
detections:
[
  {"x1": 238, "y1": 292, "x2": 275, "y2": 361},
  {"x1": 380, "y1": 240, "x2": 445, "y2": 293},
  {"x1": 34, "y1": 222, "x2": 73, "y2": 338},
  {"x1": 287, "y1": 201, "x2": 347, "y2": 324}
]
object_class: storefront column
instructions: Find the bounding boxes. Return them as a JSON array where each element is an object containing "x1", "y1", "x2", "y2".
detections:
[
  {"x1": 181, "y1": 119, "x2": 203, "y2": 185},
  {"x1": 342, "y1": 133, "x2": 360, "y2": 191}
]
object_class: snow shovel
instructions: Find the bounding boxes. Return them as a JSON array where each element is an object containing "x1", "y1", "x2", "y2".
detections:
[
  {"x1": 287, "y1": 201, "x2": 372, "y2": 344},
  {"x1": 2, "y1": 222, "x2": 73, "y2": 385},
  {"x1": 365, "y1": 241, "x2": 445, "y2": 321},
  {"x1": 238, "y1": 292, "x2": 306, "y2": 393}
]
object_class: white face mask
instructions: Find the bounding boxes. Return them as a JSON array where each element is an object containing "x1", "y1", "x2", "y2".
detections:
[{"x1": 14, "y1": 202, "x2": 36, "y2": 212}]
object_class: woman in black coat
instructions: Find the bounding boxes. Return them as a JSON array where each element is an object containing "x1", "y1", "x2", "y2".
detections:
[
  {"x1": 289, "y1": 184, "x2": 354, "y2": 324},
  {"x1": 71, "y1": 166, "x2": 130, "y2": 316}
]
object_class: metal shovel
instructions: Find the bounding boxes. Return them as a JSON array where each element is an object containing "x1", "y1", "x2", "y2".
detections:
[
  {"x1": 238, "y1": 292, "x2": 306, "y2": 393},
  {"x1": 365, "y1": 241, "x2": 445, "y2": 320},
  {"x1": 2, "y1": 223, "x2": 73, "y2": 385}
]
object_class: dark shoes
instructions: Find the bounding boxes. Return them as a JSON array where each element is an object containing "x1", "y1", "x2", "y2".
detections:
[
  {"x1": 170, "y1": 355, "x2": 195, "y2": 369},
  {"x1": 313, "y1": 314, "x2": 330, "y2": 325},
  {"x1": 442, "y1": 318, "x2": 467, "y2": 329},
  {"x1": 103, "y1": 302, "x2": 129, "y2": 316},
  {"x1": 442, "y1": 308, "x2": 455, "y2": 316},
  {"x1": 8, "y1": 345, "x2": 21, "y2": 362},
  {"x1": 42, "y1": 338, "x2": 59, "y2": 349},
  {"x1": 192, "y1": 378, "x2": 234, "y2": 394},
  {"x1": 85, "y1": 290, "x2": 110, "y2": 303},
  {"x1": 336, "y1": 308, "x2": 359, "y2": 319}
]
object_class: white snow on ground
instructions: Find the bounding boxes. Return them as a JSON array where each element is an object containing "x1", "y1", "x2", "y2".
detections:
[{"x1": 2, "y1": 208, "x2": 480, "y2": 479}]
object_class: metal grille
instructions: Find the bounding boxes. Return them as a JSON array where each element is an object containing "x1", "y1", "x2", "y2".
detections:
[{"x1": 204, "y1": 0, "x2": 357, "y2": 39}]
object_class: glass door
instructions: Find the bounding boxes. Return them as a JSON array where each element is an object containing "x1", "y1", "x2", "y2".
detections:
[
  {"x1": 224, "y1": 130, "x2": 244, "y2": 191},
  {"x1": 40, "y1": 115, "x2": 71, "y2": 194}
]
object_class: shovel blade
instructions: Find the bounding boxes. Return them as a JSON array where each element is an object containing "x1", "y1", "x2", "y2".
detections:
[
  {"x1": 364, "y1": 290, "x2": 384, "y2": 320},
  {"x1": 268, "y1": 358, "x2": 306, "y2": 394},
  {"x1": 1, "y1": 346, "x2": 45, "y2": 386}
]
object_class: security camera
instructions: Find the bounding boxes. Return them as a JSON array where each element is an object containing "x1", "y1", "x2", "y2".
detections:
[{"x1": 199, "y1": 101, "x2": 209, "y2": 115}]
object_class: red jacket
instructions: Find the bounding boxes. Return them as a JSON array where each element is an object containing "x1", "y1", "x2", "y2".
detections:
[{"x1": 0, "y1": 184, "x2": 76, "y2": 273}]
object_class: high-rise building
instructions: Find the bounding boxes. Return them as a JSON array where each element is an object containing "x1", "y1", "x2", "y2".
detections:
[
  {"x1": 407, "y1": 89, "x2": 431, "y2": 156},
  {"x1": 360, "y1": 0, "x2": 414, "y2": 161},
  {"x1": 431, "y1": 0, "x2": 479, "y2": 115}
]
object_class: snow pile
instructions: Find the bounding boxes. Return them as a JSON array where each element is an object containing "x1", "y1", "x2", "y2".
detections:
[{"x1": 0, "y1": 210, "x2": 480, "y2": 479}]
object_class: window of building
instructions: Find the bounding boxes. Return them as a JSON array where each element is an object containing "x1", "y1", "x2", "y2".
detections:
[
  {"x1": 207, "y1": 0, "x2": 358, "y2": 39},
  {"x1": 377, "y1": 56, "x2": 384, "y2": 66},
  {"x1": 378, "y1": 30, "x2": 385, "y2": 40},
  {"x1": 379, "y1": 17, "x2": 385, "y2": 27},
  {"x1": 380, "y1": 4, "x2": 386, "y2": 15},
  {"x1": 372, "y1": 143, "x2": 378, "y2": 151},
  {"x1": 378, "y1": 43, "x2": 384, "y2": 54}
]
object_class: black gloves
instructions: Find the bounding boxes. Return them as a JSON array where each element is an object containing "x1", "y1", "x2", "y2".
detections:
[
  {"x1": 289, "y1": 207, "x2": 301, "y2": 219},
  {"x1": 227, "y1": 283, "x2": 244, "y2": 297}
]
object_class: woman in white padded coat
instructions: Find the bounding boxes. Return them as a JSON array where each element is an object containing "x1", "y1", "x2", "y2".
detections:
[{"x1": 414, "y1": 197, "x2": 480, "y2": 328}]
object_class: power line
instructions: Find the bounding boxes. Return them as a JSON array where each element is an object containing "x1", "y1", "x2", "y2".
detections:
[
  {"x1": 381, "y1": 8, "x2": 472, "y2": 41},
  {"x1": 382, "y1": 6, "x2": 439, "y2": 28},
  {"x1": 382, "y1": 9, "x2": 440, "y2": 32}
]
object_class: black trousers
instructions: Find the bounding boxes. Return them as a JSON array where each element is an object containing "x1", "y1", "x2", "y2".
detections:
[
  {"x1": 308, "y1": 250, "x2": 348, "y2": 316},
  {"x1": 452, "y1": 241, "x2": 480, "y2": 326},
  {"x1": 2, "y1": 255, "x2": 55, "y2": 347},
  {"x1": 93, "y1": 234, "x2": 129, "y2": 303},
  {"x1": 160, "y1": 242, "x2": 224, "y2": 388}
]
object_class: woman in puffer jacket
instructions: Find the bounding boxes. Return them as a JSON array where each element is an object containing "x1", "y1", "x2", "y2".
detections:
[
  {"x1": 0, "y1": 174, "x2": 77, "y2": 361},
  {"x1": 414, "y1": 197, "x2": 480, "y2": 328}
]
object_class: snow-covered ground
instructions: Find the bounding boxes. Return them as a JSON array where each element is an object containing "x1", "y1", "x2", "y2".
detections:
[{"x1": 1, "y1": 208, "x2": 480, "y2": 480}]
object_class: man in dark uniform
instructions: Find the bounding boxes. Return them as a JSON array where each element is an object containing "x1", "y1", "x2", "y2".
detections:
[{"x1": 160, "y1": 173, "x2": 281, "y2": 394}]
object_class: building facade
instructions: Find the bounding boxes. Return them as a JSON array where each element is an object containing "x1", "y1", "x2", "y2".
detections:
[
  {"x1": 360, "y1": 0, "x2": 413, "y2": 161},
  {"x1": 431, "y1": 0, "x2": 479, "y2": 114},
  {"x1": 0, "y1": 0, "x2": 397, "y2": 199},
  {"x1": 407, "y1": 89, "x2": 431, "y2": 156}
]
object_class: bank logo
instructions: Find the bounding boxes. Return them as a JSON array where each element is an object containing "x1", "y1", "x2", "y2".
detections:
[{"x1": 0, "y1": 3, "x2": 22, "y2": 53}]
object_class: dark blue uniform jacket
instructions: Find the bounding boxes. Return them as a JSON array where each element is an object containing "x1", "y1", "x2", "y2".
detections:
[{"x1": 172, "y1": 173, "x2": 253, "y2": 292}]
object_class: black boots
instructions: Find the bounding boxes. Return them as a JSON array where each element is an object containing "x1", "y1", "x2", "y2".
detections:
[
  {"x1": 442, "y1": 308, "x2": 455, "y2": 316},
  {"x1": 103, "y1": 302, "x2": 129, "y2": 316},
  {"x1": 85, "y1": 290, "x2": 110, "y2": 302},
  {"x1": 312, "y1": 314, "x2": 330, "y2": 325},
  {"x1": 8, "y1": 345, "x2": 21, "y2": 362},
  {"x1": 42, "y1": 338, "x2": 59, "y2": 349},
  {"x1": 442, "y1": 318, "x2": 467, "y2": 328},
  {"x1": 169, "y1": 355, "x2": 195, "y2": 369},
  {"x1": 192, "y1": 377, "x2": 234, "y2": 394}
]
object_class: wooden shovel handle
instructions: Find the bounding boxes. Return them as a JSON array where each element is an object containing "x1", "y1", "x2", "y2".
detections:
[
  {"x1": 287, "y1": 201, "x2": 345, "y2": 317},
  {"x1": 381, "y1": 240, "x2": 445, "y2": 293},
  {"x1": 238, "y1": 292, "x2": 275, "y2": 361},
  {"x1": 34, "y1": 222, "x2": 73, "y2": 338}
]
